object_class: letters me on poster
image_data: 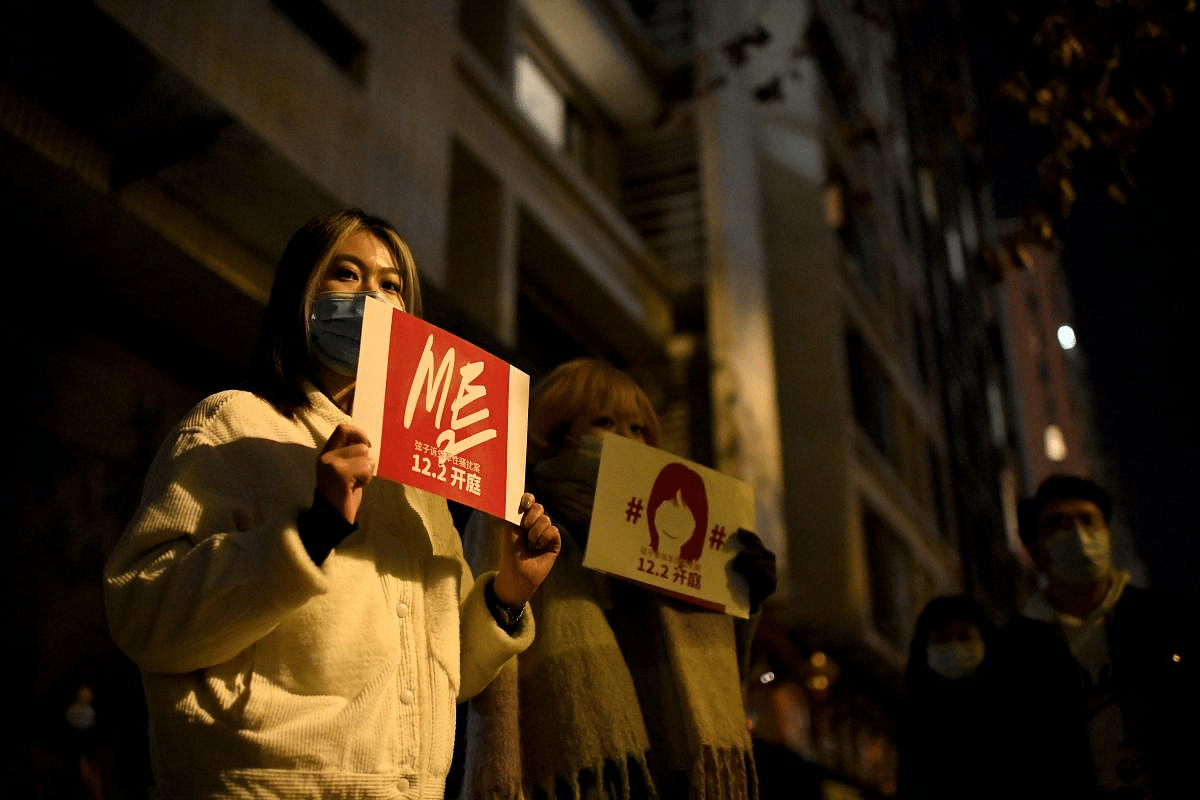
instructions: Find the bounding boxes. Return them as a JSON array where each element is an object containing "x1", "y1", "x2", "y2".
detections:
[
  {"x1": 582, "y1": 433, "x2": 755, "y2": 618},
  {"x1": 353, "y1": 297, "x2": 530, "y2": 524}
]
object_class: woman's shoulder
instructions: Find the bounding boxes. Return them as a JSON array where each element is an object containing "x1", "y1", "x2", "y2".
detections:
[
  {"x1": 180, "y1": 389, "x2": 276, "y2": 425},
  {"x1": 167, "y1": 389, "x2": 291, "y2": 446}
]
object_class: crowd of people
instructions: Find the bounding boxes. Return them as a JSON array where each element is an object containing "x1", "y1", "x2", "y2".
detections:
[
  {"x1": 28, "y1": 207, "x2": 1189, "y2": 799},
  {"x1": 96, "y1": 208, "x2": 774, "y2": 800},
  {"x1": 897, "y1": 475, "x2": 1196, "y2": 800}
]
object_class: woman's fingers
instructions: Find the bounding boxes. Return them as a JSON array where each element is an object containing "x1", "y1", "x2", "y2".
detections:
[{"x1": 316, "y1": 423, "x2": 376, "y2": 522}]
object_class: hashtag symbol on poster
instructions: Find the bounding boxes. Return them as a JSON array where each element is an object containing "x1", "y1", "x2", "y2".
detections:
[
  {"x1": 625, "y1": 497, "x2": 644, "y2": 523},
  {"x1": 709, "y1": 524, "x2": 727, "y2": 550}
]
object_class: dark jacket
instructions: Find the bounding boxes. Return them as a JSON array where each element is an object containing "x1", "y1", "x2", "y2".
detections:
[
  {"x1": 897, "y1": 594, "x2": 1005, "y2": 800},
  {"x1": 991, "y1": 584, "x2": 1197, "y2": 800},
  {"x1": 896, "y1": 670, "x2": 1007, "y2": 800}
]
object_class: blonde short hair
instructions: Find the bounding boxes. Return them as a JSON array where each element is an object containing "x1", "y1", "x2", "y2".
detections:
[{"x1": 528, "y1": 357, "x2": 660, "y2": 463}]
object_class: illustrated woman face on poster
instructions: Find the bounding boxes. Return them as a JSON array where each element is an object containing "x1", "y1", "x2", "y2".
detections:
[{"x1": 646, "y1": 462, "x2": 708, "y2": 563}]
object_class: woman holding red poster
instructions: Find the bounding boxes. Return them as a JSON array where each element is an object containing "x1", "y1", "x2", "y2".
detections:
[{"x1": 104, "y1": 208, "x2": 560, "y2": 799}]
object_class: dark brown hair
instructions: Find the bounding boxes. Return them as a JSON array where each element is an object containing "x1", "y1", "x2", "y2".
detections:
[
  {"x1": 1017, "y1": 473, "x2": 1113, "y2": 548},
  {"x1": 247, "y1": 208, "x2": 421, "y2": 415},
  {"x1": 646, "y1": 462, "x2": 708, "y2": 562}
]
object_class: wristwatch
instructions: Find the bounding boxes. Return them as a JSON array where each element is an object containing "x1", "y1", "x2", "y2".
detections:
[{"x1": 485, "y1": 578, "x2": 526, "y2": 631}]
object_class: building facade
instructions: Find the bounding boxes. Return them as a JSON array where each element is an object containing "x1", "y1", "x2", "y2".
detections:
[
  {"x1": 738, "y1": 1, "x2": 1019, "y2": 793},
  {"x1": 5, "y1": 0, "x2": 1039, "y2": 796}
]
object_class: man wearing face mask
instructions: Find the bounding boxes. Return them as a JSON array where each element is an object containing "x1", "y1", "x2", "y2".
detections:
[{"x1": 991, "y1": 474, "x2": 1196, "y2": 800}]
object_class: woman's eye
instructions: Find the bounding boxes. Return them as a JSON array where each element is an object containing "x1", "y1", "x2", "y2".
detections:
[
  {"x1": 591, "y1": 417, "x2": 615, "y2": 429},
  {"x1": 382, "y1": 279, "x2": 403, "y2": 294}
]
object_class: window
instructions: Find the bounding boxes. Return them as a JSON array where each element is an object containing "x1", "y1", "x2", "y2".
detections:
[
  {"x1": 512, "y1": 45, "x2": 609, "y2": 190},
  {"x1": 959, "y1": 190, "x2": 980, "y2": 254},
  {"x1": 986, "y1": 379, "x2": 1007, "y2": 446},
  {"x1": 845, "y1": 329, "x2": 895, "y2": 462},
  {"x1": 918, "y1": 167, "x2": 939, "y2": 223},
  {"x1": 271, "y1": 0, "x2": 367, "y2": 85},
  {"x1": 945, "y1": 227, "x2": 966, "y2": 284},
  {"x1": 911, "y1": 311, "x2": 931, "y2": 385},
  {"x1": 459, "y1": 0, "x2": 511, "y2": 75},
  {"x1": 515, "y1": 52, "x2": 566, "y2": 149},
  {"x1": 927, "y1": 445, "x2": 951, "y2": 542},
  {"x1": 446, "y1": 140, "x2": 504, "y2": 333},
  {"x1": 863, "y1": 503, "x2": 910, "y2": 648},
  {"x1": 807, "y1": 16, "x2": 857, "y2": 121},
  {"x1": 1044, "y1": 424, "x2": 1068, "y2": 461},
  {"x1": 896, "y1": 185, "x2": 912, "y2": 243},
  {"x1": 839, "y1": 199, "x2": 881, "y2": 298},
  {"x1": 824, "y1": 181, "x2": 846, "y2": 228}
]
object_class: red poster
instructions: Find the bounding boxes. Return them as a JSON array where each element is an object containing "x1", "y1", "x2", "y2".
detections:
[{"x1": 353, "y1": 298, "x2": 529, "y2": 523}]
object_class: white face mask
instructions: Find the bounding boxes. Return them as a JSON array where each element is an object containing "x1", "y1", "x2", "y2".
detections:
[
  {"x1": 1043, "y1": 525, "x2": 1112, "y2": 584},
  {"x1": 65, "y1": 701, "x2": 96, "y2": 731},
  {"x1": 926, "y1": 640, "x2": 985, "y2": 680}
]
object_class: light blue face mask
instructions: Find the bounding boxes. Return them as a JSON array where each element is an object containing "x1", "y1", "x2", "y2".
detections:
[{"x1": 309, "y1": 291, "x2": 386, "y2": 377}]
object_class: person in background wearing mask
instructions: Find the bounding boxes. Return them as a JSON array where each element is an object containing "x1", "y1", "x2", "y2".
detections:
[
  {"x1": 455, "y1": 358, "x2": 776, "y2": 800},
  {"x1": 991, "y1": 474, "x2": 1197, "y2": 800},
  {"x1": 896, "y1": 594, "x2": 1004, "y2": 800},
  {"x1": 104, "y1": 208, "x2": 560, "y2": 799}
]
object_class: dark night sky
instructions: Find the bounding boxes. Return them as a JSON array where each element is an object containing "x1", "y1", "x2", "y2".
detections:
[{"x1": 1055, "y1": 96, "x2": 1200, "y2": 595}]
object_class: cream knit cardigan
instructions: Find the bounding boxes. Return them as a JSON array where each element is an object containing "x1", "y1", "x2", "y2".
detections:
[{"x1": 104, "y1": 385, "x2": 533, "y2": 800}]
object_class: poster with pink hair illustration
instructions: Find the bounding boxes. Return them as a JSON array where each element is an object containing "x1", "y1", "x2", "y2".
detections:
[{"x1": 581, "y1": 432, "x2": 755, "y2": 617}]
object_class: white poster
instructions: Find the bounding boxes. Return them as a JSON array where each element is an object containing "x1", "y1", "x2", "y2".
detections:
[{"x1": 582, "y1": 433, "x2": 756, "y2": 618}]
